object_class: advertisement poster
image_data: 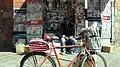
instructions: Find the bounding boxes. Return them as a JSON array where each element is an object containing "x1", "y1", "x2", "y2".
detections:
[
  {"x1": 26, "y1": 24, "x2": 43, "y2": 42},
  {"x1": 101, "y1": 0, "x2": 111, "y2": 38}
]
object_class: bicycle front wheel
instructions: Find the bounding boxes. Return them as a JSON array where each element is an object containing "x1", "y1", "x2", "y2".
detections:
[
  {"x1": 80, "y1": 53, "x2": 107, "y2": 67},
  {"x1": 20, "y1": 52, "x2": 57, "y2": 67}
]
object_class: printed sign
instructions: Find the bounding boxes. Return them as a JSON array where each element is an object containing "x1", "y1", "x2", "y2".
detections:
[
  {"x1": 101, "y1": 0, "x2": 112, "y2": 39},
  {"x1": 101, "y1": 22, "x2": 111, "y2": 38},
  {"x1": 25, "y1": 20, "x2": 42, "y2": 25},
  {"x1": 26, "y1": 25, "x2": 43, "y2": 42},
  {"x1": 15, "y1": 9, "x2": 27, "y2": 14},
  {"x1": 102, "y1": 16, "x2": 110, "y2": 20}
]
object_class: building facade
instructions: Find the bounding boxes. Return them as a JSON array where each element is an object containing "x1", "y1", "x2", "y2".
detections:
[{"x1": 0, "y1": 0, "x2": 117, "y2": 51}]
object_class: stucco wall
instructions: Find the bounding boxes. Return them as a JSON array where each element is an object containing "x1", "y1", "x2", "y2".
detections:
[
  {"x1": 114, "y1": 0, "x2": 120, "y2": 46},
  {"x1": 0, "y1": 0, "x2": 13, "y2": 51}
]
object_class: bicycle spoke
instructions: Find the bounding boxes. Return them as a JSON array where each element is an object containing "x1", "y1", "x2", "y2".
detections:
[
  {"x1": 92, "y1": 54, "x2": 107, "y2": 67},
  {"x1": 81, "y1": 54, "x2": 107, "y2": 67},
  {"x1": 24, "y1": 56, "x2": 39, "y2": 67},
  {"x1": 20, "y1": 52, "x2": 56, "y2": 67}
]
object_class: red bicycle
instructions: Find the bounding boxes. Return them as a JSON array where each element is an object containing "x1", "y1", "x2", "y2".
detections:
[{"x1": 20, "y1": 32, "x2": 107, "y2": 67}]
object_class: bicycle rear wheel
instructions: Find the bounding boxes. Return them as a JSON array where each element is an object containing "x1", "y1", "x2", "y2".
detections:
[
  {"x1": 80, "y1": 53, "x2": 107, "y2": 67},
  {"x1": 20, "y1": 52, "x2": 57, "y2": 67}
]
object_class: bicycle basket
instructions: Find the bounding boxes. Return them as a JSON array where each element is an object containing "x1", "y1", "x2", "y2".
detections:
[
  {"x1": 29, "y1": 41, "x2": 49, "y2": 52},
  {"x1": 86, "y1": 29, "x2": 102, "y2": 52},
  {"x1": 87, "y1": 37, "x2": 101, "y2": 51}
]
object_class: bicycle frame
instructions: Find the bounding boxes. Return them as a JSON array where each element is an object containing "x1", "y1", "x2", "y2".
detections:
[
  {"x1": 38, "y1": 39, "x2": 96, "y2": 67},
  {"x1": 51, "y1": 44, "x2": 82, "y2": 67}
]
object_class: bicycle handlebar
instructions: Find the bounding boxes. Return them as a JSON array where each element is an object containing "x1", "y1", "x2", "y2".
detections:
[{"x1": 78, "y1": 27, "x2": 91, "y2": 36}]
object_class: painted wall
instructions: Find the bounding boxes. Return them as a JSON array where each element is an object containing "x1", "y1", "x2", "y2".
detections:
[{"x1": 116, "y1": 0, "x2": 120, "y2": 15}]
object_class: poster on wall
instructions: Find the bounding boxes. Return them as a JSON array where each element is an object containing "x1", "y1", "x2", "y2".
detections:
[
  {"x1": 27, "y1": 1, "x2": 43, "y2": 21},
  {"x1": 13, "y1": 0, "x2": 27, "y2": 44},
  {"x1": 101, "y1": 17, "x2": 111, "y2": 38},
  {"x1": 25, "y1": 20, "x2": 43, "y2": 42},
  {"x1": 101, "y1": 21, "x2": 111, "y2": 38},
  {"x1": 101, "y1": 0, "x2": 112, "y2": 39},
  {"x1": 13, "y1": 0, "x2": 43, "y2": 44},
  {"x1": 26, "y1": 25, "x2": 43, "y2": 42}
]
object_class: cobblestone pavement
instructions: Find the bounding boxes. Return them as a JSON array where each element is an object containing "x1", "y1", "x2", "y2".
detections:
[{"x1": 0, "y1": 47, "x2": 120, "y2": 67}]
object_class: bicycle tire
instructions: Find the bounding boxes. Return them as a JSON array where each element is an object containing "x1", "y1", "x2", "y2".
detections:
[
  {"x1": 80, "y1": 53, "x2": 107, "y2": 67},
  {"x1": 20, "y1": 52, "x2": 57, "y2": 67}
]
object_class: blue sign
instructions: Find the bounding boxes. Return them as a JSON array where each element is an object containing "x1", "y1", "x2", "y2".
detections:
[{"x1": 15, "y1": 9, "x2": 27, "y2": 14}]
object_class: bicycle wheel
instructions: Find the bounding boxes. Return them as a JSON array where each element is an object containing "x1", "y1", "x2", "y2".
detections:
[
  {"x1": 80, "y1": 53, "x2": 107, "y2": 67},
  {"x1": 20, "y1": 52, "x2": 57, "y2": 67}
]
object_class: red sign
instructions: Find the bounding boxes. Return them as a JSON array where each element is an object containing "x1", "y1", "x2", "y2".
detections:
[
  {"x1": 102, "y1": 16, "x2": 110, "y2": 20},
  {"x1": 25, "y1": 20, "x2": 42, "y2": 25}
]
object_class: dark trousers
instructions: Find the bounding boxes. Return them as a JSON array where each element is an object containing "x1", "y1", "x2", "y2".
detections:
[{"x1": 66, "y1": 40, "x2": 74, "y2": 53}]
